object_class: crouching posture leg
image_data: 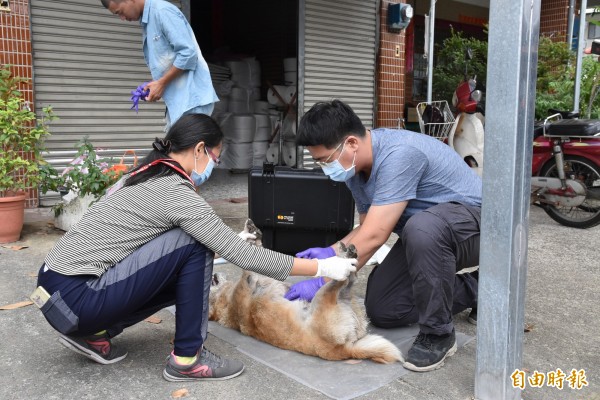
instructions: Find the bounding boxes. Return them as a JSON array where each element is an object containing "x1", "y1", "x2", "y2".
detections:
[
  {"x1": 37, "y1": 228, "x2": 244, "y2": 380},
  {"x1": 365, "y1": 203, "x2": 480, "y2": 372}
]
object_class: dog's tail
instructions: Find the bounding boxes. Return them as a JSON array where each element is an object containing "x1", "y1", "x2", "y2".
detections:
[{"x1": 347, "y1": 334, "x2": 404, "y2": 364}]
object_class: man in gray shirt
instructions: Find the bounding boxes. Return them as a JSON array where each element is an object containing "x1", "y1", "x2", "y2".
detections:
[{"x1": 288, "y1": 99, "x2": 481, "y2": 372}]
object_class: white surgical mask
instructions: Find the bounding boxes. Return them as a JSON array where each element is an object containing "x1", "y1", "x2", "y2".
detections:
[
  {"x1": 191, "y1": 149, "x2": 215, "y2": 186},
  {"x1": 320, "y1": 143, "x2": 356, "y2": 182}
]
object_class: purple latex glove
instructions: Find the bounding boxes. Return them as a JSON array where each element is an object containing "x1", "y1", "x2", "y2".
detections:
[
  {"x1": 130, "y1": 82, "x2": 150, "y2": 113},
  {"x1": 284, "y1": 277, "x2": 326, "y2": 302},
  {"x1": 295, "y1": 246, "x2": 335, "y2": 259}
]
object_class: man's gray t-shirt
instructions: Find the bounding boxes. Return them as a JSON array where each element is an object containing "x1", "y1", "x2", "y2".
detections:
[{"x1": 346, "y1": 128, "x2": 482, "y2": 234}]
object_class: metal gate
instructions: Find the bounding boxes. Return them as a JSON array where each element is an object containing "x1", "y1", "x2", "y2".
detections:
[
  {"x1": 299, "y1": 0, "x2": 378, "y2": 167},
  {"x1": 30, "y1": 0, "x2": 181, "y2": 176}
]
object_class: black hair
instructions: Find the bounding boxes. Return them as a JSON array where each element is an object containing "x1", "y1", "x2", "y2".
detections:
[
  {"x1": 125, "y1": 113, "x2": 223, "y2": 187},
  {"x1": 296, "y1": 99, "x2": 366, "y2": 148},
  {"x1": 100, "y1": 0, "x2": 119, "y2": 9}
]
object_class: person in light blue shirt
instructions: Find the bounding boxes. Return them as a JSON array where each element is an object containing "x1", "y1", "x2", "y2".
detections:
[
  {"x1": 289, "y1": 99, "x2": 482, "y2": 373},
  {"x1": 101, "y1": 0, "x2": 219, "y2": 128}
]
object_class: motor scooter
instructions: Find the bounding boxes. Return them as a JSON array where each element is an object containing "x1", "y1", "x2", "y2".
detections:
[
  {"x1": 447, "y1": 48, "x2": 600, "y2": 228},
  {"x1": 531, "y1": 111, "x2": 600, "y2": 228},
  {"x1": 449, "y1": 48, "x2": 485, "y2": 177}
]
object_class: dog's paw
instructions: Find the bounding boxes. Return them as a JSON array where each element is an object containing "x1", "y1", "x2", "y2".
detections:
[
  {"x1": 244, "y1": 219, "x2": 263, "y2": 240},
  {"x1": 337, "y1": 242, "x2": 358, "y2": 259}
]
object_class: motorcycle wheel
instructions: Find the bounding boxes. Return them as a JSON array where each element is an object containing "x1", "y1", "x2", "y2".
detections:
[{"x1": 540, "y1": 155, "x2": 600, "y2": 229}]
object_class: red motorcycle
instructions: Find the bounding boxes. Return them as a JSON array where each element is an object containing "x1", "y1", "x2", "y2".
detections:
[
  {"x1": 531, "y1": 110, "x2": 600, "y2": 228},
  {"x1": 422, "y1": 47, "x2": 600, "y2": 228}
]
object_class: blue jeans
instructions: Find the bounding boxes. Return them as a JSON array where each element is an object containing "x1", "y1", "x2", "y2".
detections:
[{"x1": 37, "y1": 228, "x2": 213, "y2": 357}]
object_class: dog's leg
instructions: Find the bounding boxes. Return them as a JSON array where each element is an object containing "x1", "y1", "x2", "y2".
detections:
[
  {"x1": 310, "y1": 279, "x2": 346, "y2": 308},
  {"x1": 338, "y1": 272, "x2": 356, "y2": 301},
  {"x1": 308, "y1": 279, "x2": 353, "y2": 345}
]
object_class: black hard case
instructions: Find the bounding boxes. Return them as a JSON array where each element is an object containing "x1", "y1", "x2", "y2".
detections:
[{"x1": 248, "y1": 164, "x2": 355, "y2": 256}]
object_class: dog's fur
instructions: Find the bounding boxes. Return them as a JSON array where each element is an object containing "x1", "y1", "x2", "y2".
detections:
[{"x1": 208, "y1": 220, "x2": 402, "y2": 364}]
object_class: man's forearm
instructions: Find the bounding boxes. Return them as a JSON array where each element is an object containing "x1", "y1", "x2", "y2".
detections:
[
  {"x1": 145, "y1": 66, "x2": 184, "y2": 101},
  {"x1": 160, "y1": 65, "x2": 184, "y2": 86},
  {"x1": 339, "y1": 225, "x2": 361, "y2": 250}
]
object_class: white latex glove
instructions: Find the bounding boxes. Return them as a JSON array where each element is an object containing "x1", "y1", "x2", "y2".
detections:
[
  {"x1": 238, "y1": 231, "x2": 257, "y2": 244},
  {"x1": 315, "y1": 256, "x2": 357, "y2": 281}
]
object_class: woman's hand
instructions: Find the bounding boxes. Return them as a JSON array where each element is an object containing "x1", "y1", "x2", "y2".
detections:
[
  {"x1": 315, "y1": 256, "x2": 357, "y2": 281},
  {"x1": 238, "y1": 231, "x2": 257, "y2": 244}
]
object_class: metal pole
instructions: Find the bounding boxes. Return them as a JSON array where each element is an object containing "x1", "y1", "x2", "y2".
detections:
[
  {"x1": 574, "y1": 0, "x2": 588, "y2": 113},
  {"x1": 297, "y1": 0, "x2": 306, "y2": 168},
  {"x1": 426, "y1": 0, "x2": 435, "y2": 102},
  {"x1": 567, "y1": 0, "x2": 576, "y2": 48},
  {"x1": 474, "y1": 0, "x2": 540, "y2": 398}
]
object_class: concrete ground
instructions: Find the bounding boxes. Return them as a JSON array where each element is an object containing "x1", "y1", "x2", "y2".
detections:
[{"x1": 0, "y1": 168, "x2": 598, "y2": 400}]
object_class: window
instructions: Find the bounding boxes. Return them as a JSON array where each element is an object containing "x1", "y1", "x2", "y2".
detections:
[{"x1": 588, "y1": 22, "x2": 600, "y2": 39}]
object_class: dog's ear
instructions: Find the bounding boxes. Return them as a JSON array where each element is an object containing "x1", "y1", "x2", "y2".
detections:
[
  {"x1": 338, "y1": 241, "x2": 348, "y2": 254},
  {"x1": 211, "y1": 272, "x2": 227, "y2": 287}
]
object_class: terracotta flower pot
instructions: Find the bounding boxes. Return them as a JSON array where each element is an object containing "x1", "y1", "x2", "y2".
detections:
[{"x1": 0, "y1": 193, "x2": 27, "y2": 243}]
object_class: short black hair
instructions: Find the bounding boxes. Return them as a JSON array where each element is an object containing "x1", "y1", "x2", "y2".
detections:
[
  {"x1": 296, "y1": 99, "x2": 366, "y2": 148},
  {"x1": 100, "y1": 0, "x2": 123, "y2": 9}
]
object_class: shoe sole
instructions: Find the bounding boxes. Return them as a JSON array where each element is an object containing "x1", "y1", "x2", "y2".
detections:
[
  {"x1": 58, "y1": 336, "x2": 127, "y2": 365},
  {"x1": 402, "y1": 340, "x2": 458, "y2": 372},
  {"x1": 162, "y1": 365, "x2": 245, "y2": 382}
]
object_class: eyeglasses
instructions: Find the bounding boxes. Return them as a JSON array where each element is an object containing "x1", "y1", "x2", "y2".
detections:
[
  {"x1": 315, "y1": 142, "x2": 344, "y2": 167},
  {"x1": 206, "y1": 147, "x2": 221, "y2": 165}
]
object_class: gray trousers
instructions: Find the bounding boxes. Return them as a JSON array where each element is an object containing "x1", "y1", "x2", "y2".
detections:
[{"x1": 365, "y1": 202, "x2": 480, "y2": 335}]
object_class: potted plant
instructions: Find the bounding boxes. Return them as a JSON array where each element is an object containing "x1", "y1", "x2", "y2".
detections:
[
  {"x1": 0, "y1": 65, "x2": 55, "y2": 243},
  {"x1": 39, "y1": 137, "x2": 125, "y2": 231}
]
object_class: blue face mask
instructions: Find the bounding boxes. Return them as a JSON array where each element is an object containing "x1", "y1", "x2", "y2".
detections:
[
  {"x1": 320, "y1": 143, "x2": 356, "y2": 182},
  {"x1": 191, "y1": 149, "x2": 215, "y2": 186}
]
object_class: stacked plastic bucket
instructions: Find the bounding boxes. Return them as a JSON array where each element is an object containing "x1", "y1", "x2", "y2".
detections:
[{"x1": 214, "y1": 57, "x2": 299, "y2": 170}]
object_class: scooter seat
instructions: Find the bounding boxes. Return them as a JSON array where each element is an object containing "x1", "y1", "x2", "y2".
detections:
[
  {"x1": 547, "y1": 108, "x2": 579, "y2": 119},
  {"x1": 546, "y1": 119, "x2": 600, "y2": 137}
]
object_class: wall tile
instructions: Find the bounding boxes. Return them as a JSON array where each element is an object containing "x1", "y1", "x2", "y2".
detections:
[{"x1": 1, "y1": 0, "x2": 38, "y2": 207}]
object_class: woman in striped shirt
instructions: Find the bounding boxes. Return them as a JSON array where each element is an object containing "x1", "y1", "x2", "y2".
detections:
[{"x1": 36, "y1": 114, "x2": 356, "y2": 382}]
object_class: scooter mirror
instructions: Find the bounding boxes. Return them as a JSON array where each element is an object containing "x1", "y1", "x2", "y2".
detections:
[
  {"x1": 465, "y1": 47, "x2": 473, "y2": 60},
  {"x1": 471, "y1": 90, "x2": 482, "y2": 102}
]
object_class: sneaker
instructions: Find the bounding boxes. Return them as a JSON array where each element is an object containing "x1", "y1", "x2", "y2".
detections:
[
  {"x1": 468, "y1": 307, "x2": 477, "y2": 325},
  {"x1": 58, "y1": 333, "x2": 128, "y2": 365},
  {"x1": 163, "y1": 347, "x2": 245, "y2": 382},
  {"x1": 403, "y1": 329, "x2": 457, "y2": 372}
]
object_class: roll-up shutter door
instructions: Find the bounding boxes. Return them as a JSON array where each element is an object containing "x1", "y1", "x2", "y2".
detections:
[
  {"x1": 30, "y1": 0, "x2": 181, "y2": 175},
  {"x1": 299, "y1": 0, "x2": 378, "y2": 167}
]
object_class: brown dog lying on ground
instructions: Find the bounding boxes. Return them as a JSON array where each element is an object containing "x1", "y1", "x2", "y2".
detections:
[{"x1": 208, "y1": 220, "x2": 402, "y2": 364}]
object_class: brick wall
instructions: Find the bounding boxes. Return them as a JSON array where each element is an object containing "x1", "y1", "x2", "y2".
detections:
[
  {"x1": 1, "y1": 0, "x2": 37, "y2": 208},
  {"x1": 540, "y1": 0, "x2": 570, "y2": 41},
  {"x1": 376, "y1": 0, "x2": 407, "y2": 128}
]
